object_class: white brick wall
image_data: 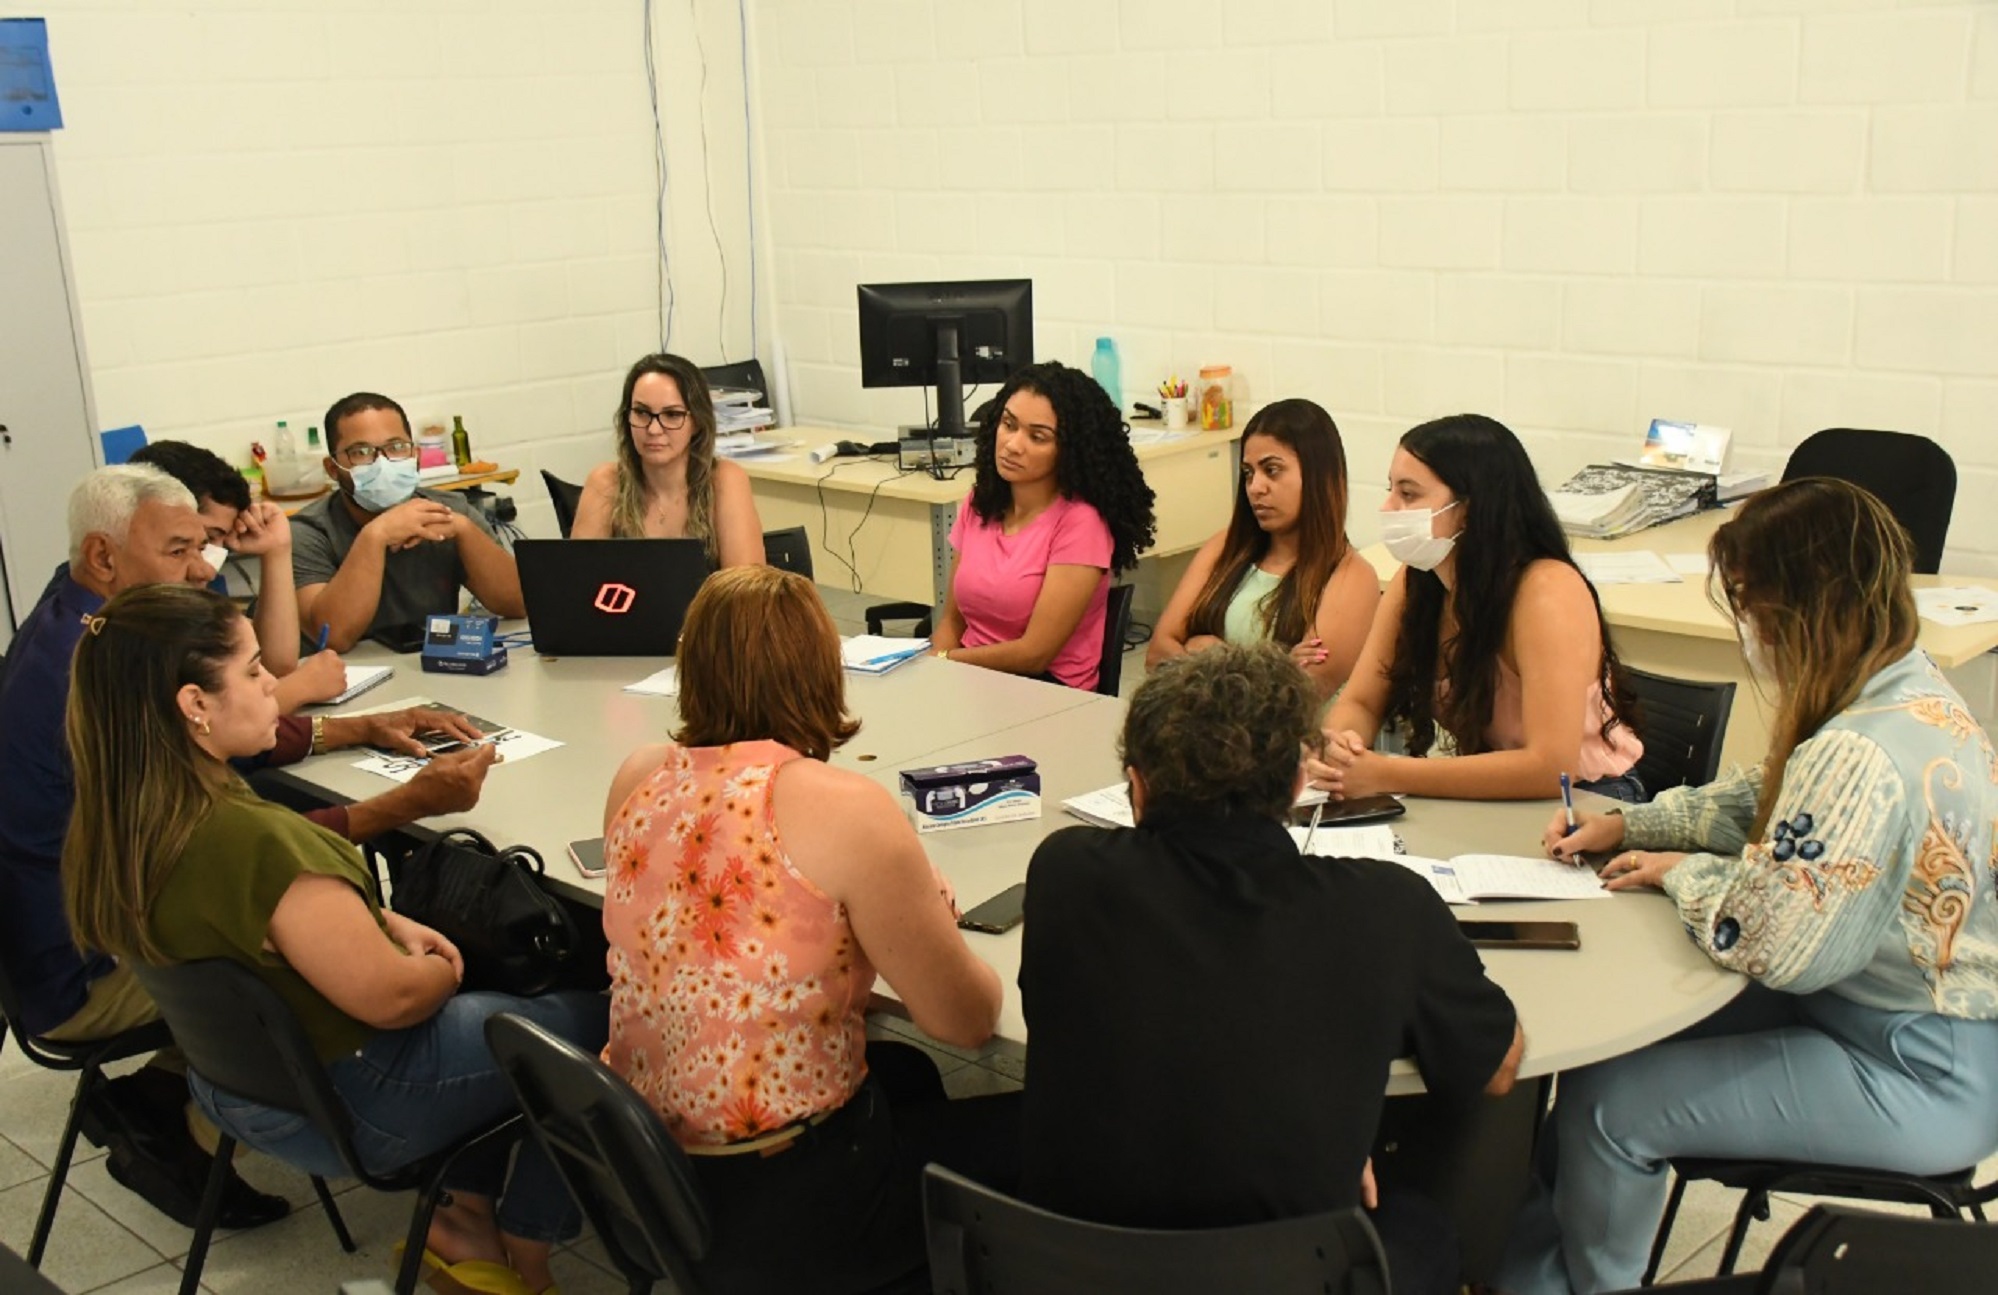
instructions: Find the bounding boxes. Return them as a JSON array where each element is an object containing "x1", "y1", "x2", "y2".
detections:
[{"x1": 16, "y1": 0, "x2": 753, "y2": 538}]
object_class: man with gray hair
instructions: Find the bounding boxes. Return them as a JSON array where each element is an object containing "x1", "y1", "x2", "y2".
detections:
[{"x1": 0, "y1": 465, "x2": 494, "y2": 1233}]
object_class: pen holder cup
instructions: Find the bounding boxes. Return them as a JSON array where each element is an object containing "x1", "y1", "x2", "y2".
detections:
[{"x1": 1162, "y1": 397, "x2": 1189, "y2": 430}]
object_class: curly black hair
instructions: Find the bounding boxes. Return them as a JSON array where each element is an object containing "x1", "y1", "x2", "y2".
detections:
[{"x1": 968, "y1": 361, "x2": 1156, "y2": 574}]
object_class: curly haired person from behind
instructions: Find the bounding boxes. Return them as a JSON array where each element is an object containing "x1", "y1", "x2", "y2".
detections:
[
  {"x1": 1309, "y1": 414, "x2": 1642, "y2": 802},
  {"x1": 1020, "y1": 644, "x2": 1522, "y2": 1295},
  {"x1": 1495, "y1": 479, "x2": 1998, "y2": 1294},
  {"x1": 929, "y1": 360, "x2": 1156, "y2": 692},
  {"x1": 601, "y1": 566, "x2": 1019, "y2": 1293},
  {"x1": 570, "y1": 352, "x2": 765, "y2": 566},
  {"x1": 1146, "y1": 398, "x2": 1380, "y2": 700}
]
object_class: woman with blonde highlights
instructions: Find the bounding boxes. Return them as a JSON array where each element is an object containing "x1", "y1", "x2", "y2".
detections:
[
  {"x1": 571, "y1": 352, "x2": 765, "y2": 566},
  {"x1": 600, "y1": 565, "x2": 1016, "y2": 1293},
  {"x1": 1497, "y1": 479, "x2": 1998, "y2": 1294},
  {"x1": 63, "y1": 585, "x2": 603, "y2": 1295}
]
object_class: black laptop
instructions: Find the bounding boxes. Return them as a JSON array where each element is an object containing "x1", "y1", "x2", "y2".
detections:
[{"x1": 516, "y1": 538, "x2": 714, "y2": 656}]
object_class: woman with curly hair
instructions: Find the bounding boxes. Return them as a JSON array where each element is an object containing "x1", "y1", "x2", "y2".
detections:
[
  {"x1": 930, "y1": 361, "x2": 1156, "y2": 692},
  {"x1": 1308, "y1": 414, "x2": 1642, "y2": 801},
  {"x1": 1497, "y1": 479, "x2": 1998, "y2": 1293},
  {"x1": 1145, "y1": 398, "x2": 1379, "y2": 700},
  {"x1": 571, "y1": 352, "x2": 766, "y2": 566}
]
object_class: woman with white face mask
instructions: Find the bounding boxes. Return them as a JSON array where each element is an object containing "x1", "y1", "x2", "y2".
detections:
[
  {"x1": 1306, "y1": 414, "x2": 1642, "y2": 802},
  {"x1": 1498, "y1": 478, "x2": 1998, "y2": 1294}
]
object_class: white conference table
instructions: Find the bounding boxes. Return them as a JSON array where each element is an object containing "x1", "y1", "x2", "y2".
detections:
[
  {"x1": 1364, "y1": 507, "x2": 1998, "y2": 773},
  {"x1": 737, "y1": 423, "x2": 1241, "y2": 605},
  {"x1": 288, "y1": 640, "x2": 1741, "y2": 1097}
]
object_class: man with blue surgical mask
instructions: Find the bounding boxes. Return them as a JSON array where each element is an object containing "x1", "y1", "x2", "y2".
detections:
[{"x1": 292, "y1": 392, "x2": 525, "y2": 651}]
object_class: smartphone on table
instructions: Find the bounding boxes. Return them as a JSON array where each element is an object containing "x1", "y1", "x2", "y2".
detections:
[
  {"x1": 1457, "y1": 920, "x2": 1581, "y2": 951},
  {"x1": 957, "y1": 883, "x2": 1026, "y2": 935},
  {"x1": 567, "y1": 837, "x2": 608, "y2": 880},
  {"x1": 1289, "y1": 793, "x2": 1406, "y2": 827}
]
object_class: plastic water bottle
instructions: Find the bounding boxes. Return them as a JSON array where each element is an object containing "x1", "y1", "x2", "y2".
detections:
[
  {"x1": 1091, "y1": 337, "x2": 1122, "y2": 415},
  {"x1": 271, "y1": 420, "x2": 298, "y2": 493}
]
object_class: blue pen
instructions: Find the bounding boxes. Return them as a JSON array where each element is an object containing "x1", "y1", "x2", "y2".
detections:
[
  {"x1": 860, "y1": 647, "x2": 923, "y2": 668},
  {"x1": 315, "y1": 623, "x2": 331, "y2": 653},
  {"x1": 1559, "y1": 772, "x2": 1578, "y2": 837}
]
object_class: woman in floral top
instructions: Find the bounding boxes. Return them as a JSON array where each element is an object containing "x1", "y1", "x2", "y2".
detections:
[
  {"x1": 601, "y1": 565, "x2": 1014, "y2": 1293},
  {"x1": 1496, "y1": 479, "x2": 1998, "y2": 1294}
]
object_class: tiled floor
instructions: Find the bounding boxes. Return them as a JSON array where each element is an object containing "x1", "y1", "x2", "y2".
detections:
[{"x1": 7, "y1": 586, "x2": 1985, "y2": 1290}]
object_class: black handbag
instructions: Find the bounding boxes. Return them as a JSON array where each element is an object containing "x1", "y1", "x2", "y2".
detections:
[{"x1": 391, "y1": 828, "x2": 577, "y2": 996}]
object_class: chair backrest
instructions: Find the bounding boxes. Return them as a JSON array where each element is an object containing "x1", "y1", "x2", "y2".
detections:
[
  {"x1": 1780, "y1": 428, "x2": 1956, "y2": 574},
  {"x1": 1757, "y1": 1204, "x2": 1998, "y2": 1294},
  {"x1": 1093, "y1": 583, "x2": 1135, "y2": 697},
  {"x1": 922, "y1": 1166, "x2": 1390, "y2": 1295},
  {"x1": 484, "y1": 1013, "x2": 712, "y2": 1295},
  {"x1": 540, "y1": 470, "x2": 585, "y2": 539},
  {"x1": 126, "y1": 959, "x2": 366, "y2": 1177},
  {"x1": 699, "y1": 359, "x2": 768, "y2": 400},
  {"x1": 763, "y1": 526, "x2": 814, "y2": 580},
  {"x1": 1624, "y1": 667, "x2": 1735, "y2": 797}
]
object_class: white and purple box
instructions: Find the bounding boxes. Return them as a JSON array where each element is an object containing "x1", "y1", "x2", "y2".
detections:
[{"x1": 898, "y1": 755, "x2": 1041, "y2": 834}]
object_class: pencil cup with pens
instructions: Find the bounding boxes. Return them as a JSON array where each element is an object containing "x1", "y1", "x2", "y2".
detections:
[{"x1": 1157, "y1": 377, "x2": 1189, "y2": 430}]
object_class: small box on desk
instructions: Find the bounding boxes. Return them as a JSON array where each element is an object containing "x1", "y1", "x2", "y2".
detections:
[
  {"x1": 899, "y1": 755, "x2": 1040, "y2": 834},
  {"x1": 420, "y1": 614, "x2": 506, "y2": 675}
]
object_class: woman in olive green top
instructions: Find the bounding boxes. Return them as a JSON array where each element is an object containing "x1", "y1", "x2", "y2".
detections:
[
  {"x1": 1146, "y1": 399, "x2": 1380, "y2": 700},
  {"x1": 62, "y1": 586, "x2": 604, "y2": 1295}
]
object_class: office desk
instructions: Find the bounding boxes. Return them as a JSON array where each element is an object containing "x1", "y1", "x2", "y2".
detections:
[
  {"x1": 1364, "y1": 508, "x2": 1998, "y2": 772},
  {"x1": 737, "y1": 425, "x2": 1240, "y2": 604},
  {"x1": 289, "y1": 646, "x2": 1740, "y2": 1097}
]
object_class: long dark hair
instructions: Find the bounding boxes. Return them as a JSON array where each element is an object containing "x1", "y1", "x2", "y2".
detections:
[
  {"x1": 609, "y1": 353, "x2": 719, "y2": 555},
  {"x1": 967, "y1": 361, "x2": 1156, "y2": 574},
  {"x1": 1384, "y1": 414, "x2": 1636, "y2": 756},
  {"x1": 1709, "y1": 478, "x2": 1917, "y2": 837},
  {"x1": 1184, "y1": 399, "x2": 1351, "y2": 646}
]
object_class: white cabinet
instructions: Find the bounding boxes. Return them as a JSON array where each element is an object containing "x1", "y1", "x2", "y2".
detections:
[{"x1": 0, "y1": 134, "x2": 100, "y2": 650}]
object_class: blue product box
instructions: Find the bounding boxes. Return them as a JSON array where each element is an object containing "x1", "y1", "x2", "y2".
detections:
[
  {"x1": 1, "y1": 20, "x2": 63, "y2": 131},
  {"x1": 899, "y1": 754, "x2": 1041, "y2": 834},
  {"x1": 420, "y1": 615, "x2": 505, "y2": 674},
  {"x1": 421, "y1": 644, "x2": 509, "y2": 676}
]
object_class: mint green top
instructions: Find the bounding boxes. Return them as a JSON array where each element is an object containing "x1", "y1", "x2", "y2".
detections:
[
  {"x1": 149, "y1": 784, "x2": 388, "y2": 1060},
  {"x1": 1221, "y1": 565, "x2": 1284, "y2": 645}
]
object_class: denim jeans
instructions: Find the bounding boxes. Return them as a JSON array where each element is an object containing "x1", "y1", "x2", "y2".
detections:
[
  {"x1": 1572, "y1": 771, "x2": 1645, "y2": 803},
  {"x1": 190, "y1": 989, "x2": 608, "y2": 1244}
]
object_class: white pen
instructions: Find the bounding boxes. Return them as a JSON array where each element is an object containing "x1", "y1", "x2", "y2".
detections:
[{"x1": 1301, "y1": 801, "x2": 1327, "y2": 854}]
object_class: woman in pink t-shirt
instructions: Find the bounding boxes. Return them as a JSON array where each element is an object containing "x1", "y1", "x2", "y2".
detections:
[{"x1": 931, "y1": 361, "x2": 1157, "y2": 692}]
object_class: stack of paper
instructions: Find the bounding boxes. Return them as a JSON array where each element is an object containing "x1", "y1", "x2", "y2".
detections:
[
  {"x1": 1549, "y1": 480, "x2": 1644, "y2": 539},
  {"x1": 712, "y1": 386, "x2": 775, "y2": 434},
  {"x1": 842, "y1": 635, "x2": 929, "y2": 675},
  {"x1": 1549, "y1": 464, "x2": 1715, "y2": 540}
]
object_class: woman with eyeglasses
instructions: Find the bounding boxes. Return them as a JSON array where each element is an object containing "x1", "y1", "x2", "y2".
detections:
[{"x1": 571, "y1": 353, "x2": 766, "y2": 566}]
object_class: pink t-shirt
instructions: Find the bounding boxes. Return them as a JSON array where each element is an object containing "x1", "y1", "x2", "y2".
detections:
[{"x1": 948, "y1": 494, "x2": 1113, "y2": 691}]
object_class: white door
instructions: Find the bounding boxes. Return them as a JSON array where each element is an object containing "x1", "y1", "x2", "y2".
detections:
[{"x1": 0, "y1": 135, "x2": 101, "y2": 646}]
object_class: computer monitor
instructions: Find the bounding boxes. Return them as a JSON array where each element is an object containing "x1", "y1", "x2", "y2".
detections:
[{"x1": 856, "y1": 279, "x2": 1033, "y2": 443}]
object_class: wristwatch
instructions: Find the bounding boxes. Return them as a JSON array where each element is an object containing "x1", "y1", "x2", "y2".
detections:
[
  {"x1": 934, "y1": 647, "x2": 952, "y2": 661},
  {"x1": 310, "y1": 715, "x2": 327, "y2": 755}
]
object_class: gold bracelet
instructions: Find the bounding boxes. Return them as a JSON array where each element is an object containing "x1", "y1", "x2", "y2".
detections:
[
  {"x1": 934, "y1": 647, "x2": 951, "y2": 661},
  {"x1": 310, "y1": 715, "x2": 327, "y2": 755}
]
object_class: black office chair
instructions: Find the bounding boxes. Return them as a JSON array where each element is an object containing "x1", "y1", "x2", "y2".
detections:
[
  {"x1": 1623, "y1": 1204, "x2": 1998, "y2": 1294},
  {"x1": 1624, "y1": 668, "x2": 1736, "y2": 798},
  {"x1": 699, "y1": 358, "x2": 768, "y2": 399},
  {"x1": 130, "y1": 959, "x2": 520, "y2": 1295},
  {"x1": 0, "y1": 961, "x2": 175, "y2": 1267},
  {"x1": 540, "y1": 470, "x2": 584, "y2": 538},
  {"x1": 1640, "y1": 1156, "x2": 1993, "y2": 1286},
  {"x1": 763, "y1": 526, "x2": 814, "y2": 579},
  {"x1": 1094, "y1": 583, "x2": 1136, "y2": 697},
  {"x1": 485, "y1": 1013, "x2": 712, "y2": 1295},
  {"x1": 923, "y1": 1165, "x2": 1390, "y2": 1295},
  {"x1": 1781, "y1": 428, "x2": 1956, "y2": 574},
  {"x1": 867, "y1": 600, "x2": 934, "y2": 637}
]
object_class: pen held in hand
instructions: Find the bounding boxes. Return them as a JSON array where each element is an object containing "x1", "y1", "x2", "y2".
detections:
[{"x1": 1301, "y1": 801, "x2": 1327, "y2": 854}]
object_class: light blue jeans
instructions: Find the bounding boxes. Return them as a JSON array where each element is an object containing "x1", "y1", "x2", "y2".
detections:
[
  {"x1": 1495, "y1": 984, "x2": 1998, "y2": 1294},
  {"x1": 191, "y1": 989, "x2": 607, "y2": 1243}
]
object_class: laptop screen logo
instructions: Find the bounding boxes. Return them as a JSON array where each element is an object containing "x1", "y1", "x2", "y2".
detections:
[{"x1": 593, "y1": 582, "x2": 637, "y2": 615}]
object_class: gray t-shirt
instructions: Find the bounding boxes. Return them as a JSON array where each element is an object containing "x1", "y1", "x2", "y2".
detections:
[{"x1": 290, "y1": 488, "x2": 495, "y2": 638}]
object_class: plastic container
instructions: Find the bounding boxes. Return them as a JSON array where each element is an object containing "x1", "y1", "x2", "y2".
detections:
[
  {"x1": 1198, "y1": 365, "x2": 1233, "y2": 431},
  {"x1": 270, "y1": 419, "x2": 299, "y2": 493},
  {"x1": 417, "y1": 423, "x2": 450, "y2": 470},
  {"x1": 1091, "y1": 337, "x2": 1122, "y2": 415}
]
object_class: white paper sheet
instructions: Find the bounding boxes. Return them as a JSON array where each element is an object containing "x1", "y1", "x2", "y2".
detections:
[
  {"x1": 1916, "y1": 586, "x2": 1998, "y2": 627},
  {"x1": 622, "y1": 665, "x2": 679, "y2": 696},
  {"x1": 1665, "y1": 553, "x2": 1710, "y2": 577},
  {"x1": 1288, "y1": 823, "x2": 1401, "y2": 860},
  {"x1": 1574, "y1": 551, "x2": 1682, "y2": 586},
  {"x1": 351, "y1": 726, "x2": 564, "y2": 784}
]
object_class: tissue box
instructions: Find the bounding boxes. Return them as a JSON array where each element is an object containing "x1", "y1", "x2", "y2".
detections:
[{"x1": 899, "y1": 755, "x2": 1040, "y2": 834}]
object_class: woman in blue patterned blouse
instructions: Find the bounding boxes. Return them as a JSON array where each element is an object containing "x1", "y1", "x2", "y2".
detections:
[{"x1": 1496, "y1": 477, "x2": 1998, "y2": 1294}]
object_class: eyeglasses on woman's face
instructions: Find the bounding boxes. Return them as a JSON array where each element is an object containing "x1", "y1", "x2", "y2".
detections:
[
  {"x1": 627, "y1": 405, "x2": 691, "y2": 432},
  {"x1": 336, "y1": 439, "x2": 417, "y2": 466}
]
